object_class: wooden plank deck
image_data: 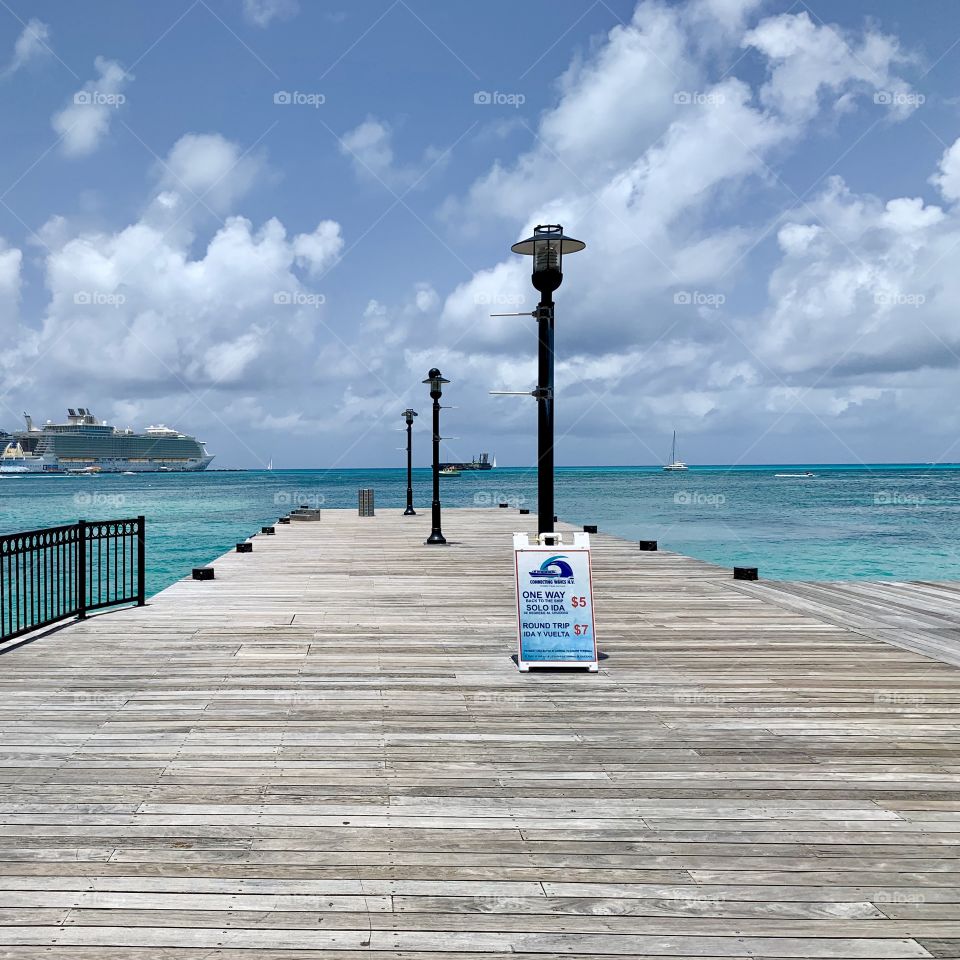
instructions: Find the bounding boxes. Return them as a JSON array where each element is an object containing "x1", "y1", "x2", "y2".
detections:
[
  {"x1": 731, "y1": 579, "x2": 960, "y2": 669},
  {"x1": 1, "y1": 507, "x2": 959, "y2": 959}
]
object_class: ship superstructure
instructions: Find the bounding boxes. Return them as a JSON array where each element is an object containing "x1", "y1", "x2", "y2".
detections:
[
  {"x1": 1, "y1": 408, "x2": 214, "y2": 473},
  {"x1": 439, "y1": 452, "x2": 495, "y2": 472}
]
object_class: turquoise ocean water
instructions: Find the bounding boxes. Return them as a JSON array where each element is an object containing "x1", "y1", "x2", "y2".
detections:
[{"x1": 1, "y1": 465, "x2": 958, "y2": 596}]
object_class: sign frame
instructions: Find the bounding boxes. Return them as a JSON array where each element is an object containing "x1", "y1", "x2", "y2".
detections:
[{"x1": 514, "y1": 531, "x2": 599, "y2": 672}]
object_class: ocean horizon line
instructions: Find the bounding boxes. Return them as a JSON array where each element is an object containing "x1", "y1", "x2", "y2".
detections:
[
  {"x1": 204, "y1": 461, "x2": 960, "y2": 472},
  {"x1": 4, "y1": 460, "x2": 960, "y2": 586}
]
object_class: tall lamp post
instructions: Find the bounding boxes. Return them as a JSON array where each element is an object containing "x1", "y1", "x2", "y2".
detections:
[
  {"x1": 402, "y1": 408, "x2": 418, "y2": 515},
  {"x1": 422, "y1": 368, "x2": 449, "y2": 544},
  {"x1": 510, "y1": 225, "x2": 585, "y2": 535}
]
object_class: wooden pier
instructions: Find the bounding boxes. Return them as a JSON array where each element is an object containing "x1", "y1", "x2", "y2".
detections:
[{"x1": 1, "y1": 507, "x2": 959, "y2": 958}]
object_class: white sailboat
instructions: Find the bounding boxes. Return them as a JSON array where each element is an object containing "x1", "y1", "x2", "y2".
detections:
[{"x1": 662, "y1": 430, "x2": 688, "y2": 472}]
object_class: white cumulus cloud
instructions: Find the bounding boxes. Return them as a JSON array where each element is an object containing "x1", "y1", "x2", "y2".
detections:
[
  {"x1": 242, "y1": 0, "x2": 298, "y2": 27},
  {"x1": 3, "y1": 18, "x2": 51, "y2": 77},
  {"x1": 744, "y1": 11, "x2": 915, "y2": 121},
  {"x1": 340, "y1": 116, "x2": 447, "y2": 190},
  {"x1": 157, "y1": 132, "x2": 264, "y2": 216},
  {"x1": 931, "y1": 138, "x2": 960, "y2": 203},
  {"x1": 51, "y1": 57, "x2": 131, "y2": 158}
]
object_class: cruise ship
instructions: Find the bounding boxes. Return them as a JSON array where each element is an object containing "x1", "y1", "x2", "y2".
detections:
[{"x1": 0, "y1": 409, "x2": 214, "y2": 474}]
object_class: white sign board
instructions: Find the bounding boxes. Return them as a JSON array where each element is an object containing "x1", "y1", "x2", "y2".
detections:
[{"x1": 514, "y1": 532, "x2": 598, "y2": 671}]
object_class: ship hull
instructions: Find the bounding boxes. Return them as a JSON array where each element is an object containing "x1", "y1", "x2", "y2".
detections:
[
  {"x1": 0, "y1": 456, "x2": 214, "y2": 474},
  {"x1": 60, "y1": 457, "x2": 215, "y2": 473}
]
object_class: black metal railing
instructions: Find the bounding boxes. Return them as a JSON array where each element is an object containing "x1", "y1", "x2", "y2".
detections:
[{"x1": 0, "y1": 516, "x2": 145, "y2": 644}]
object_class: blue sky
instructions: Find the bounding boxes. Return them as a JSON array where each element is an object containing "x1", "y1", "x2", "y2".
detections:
[{"x1": 2, "y1": 0, "x2": 960, "y2": 468}]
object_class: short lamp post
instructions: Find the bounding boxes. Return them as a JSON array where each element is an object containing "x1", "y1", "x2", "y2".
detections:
[
  {"x1": 402, "y1": 408, "x2": 418, "y2": 516},
  {"x1": 422, "y1": 368, "x2": 449, "y2": 544},
  {"x1": 510, "y1": 225, "x2": 585, "y2": 535}
]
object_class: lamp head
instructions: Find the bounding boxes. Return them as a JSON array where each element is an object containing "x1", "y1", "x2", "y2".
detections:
[
  {"x1": 511, "y1": 224, "x2": 585, "y2": 294},
  {"x1": 422, "y1": 367, "x2": 450, "y2": 397}
]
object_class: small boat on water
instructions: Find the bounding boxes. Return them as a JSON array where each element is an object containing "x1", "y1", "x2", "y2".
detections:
[
  {"x1": 439, "y1": 466, "x2": 461, "y2": 477},
  {"x1": 662, "y1": 430, "x2": 688, "y2": 471},
  {"x1": 775, "y1": 472, "x2": 815, "y2": 478}
]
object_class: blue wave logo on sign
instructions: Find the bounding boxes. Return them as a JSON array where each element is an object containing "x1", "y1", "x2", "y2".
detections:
[{"x1": 529, "y1": 554, "x2": 574, "y2": 578}]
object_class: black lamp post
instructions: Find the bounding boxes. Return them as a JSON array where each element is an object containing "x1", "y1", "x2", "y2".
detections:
[
  {"x1": 402, "y1": 408, "x2": 418, "y2": 516},
  {"x1": 422, "y1": 368, "x2": 449, "y2": 544},
  {"x1": 510, "y1": 224, "x2": 585, "y2": 535}
]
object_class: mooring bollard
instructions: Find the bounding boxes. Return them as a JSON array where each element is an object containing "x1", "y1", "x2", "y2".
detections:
[
  {"x1": 261, "y1": 526, "x2": 275, "y2": 535},
  {"x1": 734, "y1": 566, "x2": 759, "y2": 581},
  {"x1": 358, "y1": 488, "x2": 375, "y2": 517},
  {"x1": 498, "y1": 502, "x2": 509, "y2": 508},
  {"x1": 236, "y1": 542, "x2": 252, "y2": 553},
  {"x1": 583, "y1": 524, "x2": 598, "y2": 534},
  {"x1": 639, "y1": 540, "x2": 658, "y2": 551},
  {"x1": 519, "y1": 508, "x2": 530, "y2": 515},
  {"x1": 278, "y1": 517, "x2": 290, "y2": 524},
  {"x1": 192, "y1": 567, "x2": 215, "y2": 580}
]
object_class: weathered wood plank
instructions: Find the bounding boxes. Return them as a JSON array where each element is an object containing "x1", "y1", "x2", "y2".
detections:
[{"x1": 1, "y1": 508, "x2": 958, "y2": 956}]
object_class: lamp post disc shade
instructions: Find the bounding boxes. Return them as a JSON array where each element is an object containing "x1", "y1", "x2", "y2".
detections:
[
  {"x1": 422, "y1": 370, "x2": 450, "y2": 386},
  {"x1": 511, "y1": 232, "x2": 586, "y2": 255}
]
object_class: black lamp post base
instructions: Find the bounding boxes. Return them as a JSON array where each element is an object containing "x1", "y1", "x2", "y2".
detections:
[
  {"x1": 425, "y1": 532, "x2": 447, "y2": 544},
  {"x1": 404, "y1": 506, "x2": 416, "y2": 516}
]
